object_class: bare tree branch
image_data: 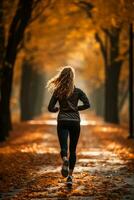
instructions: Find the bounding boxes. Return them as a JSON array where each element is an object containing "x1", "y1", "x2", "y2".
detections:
[
  {"x1": 95, "y1": 32, "x2": 106, "y2": 59},
  {"x1": 73, "y1": 0, "x2": 94, "y2": 18},
  {"x1": 5, "y1": 0, "x2": 34, "y2": 68},
  {"x1": 29, "y1": 0, "x2": 54, "y2": 24},
  {"x1": 32, "y1": 0, "x2": 42, "y2": 10},
  {"x1": 102, "y1": 28, "x2": 112, "y2": 37}
]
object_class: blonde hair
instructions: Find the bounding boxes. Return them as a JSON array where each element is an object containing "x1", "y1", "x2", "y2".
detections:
[{"x1": 46, "y1": 66, "x2": 75, "y2": 99}]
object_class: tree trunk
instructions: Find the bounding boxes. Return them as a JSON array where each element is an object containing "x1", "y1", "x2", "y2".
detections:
[
  {"x1": 0, "y1": 0, "x2": 5, "y2": 84},
  {"x1": 0, "y1": 0, "x2": 34, "y2": 141},
  {"x1": 103, "y1": 27, "x2": 122, "y2": 124},
  {"x1": 105, "y1": 63, "x2": 122, "y2": 123},
  {"x1": 128, "y1": 23, "x2": 134, "y2": 138},
  {"x1": 0, "y1": 67, "x2": 13, "y2": 140},
  {"x1": 20, "y1": 59, "x2": 46, "y2": 121},
  {"x1": 0, "y1": 0, "x2": 10, "y2": 141}
]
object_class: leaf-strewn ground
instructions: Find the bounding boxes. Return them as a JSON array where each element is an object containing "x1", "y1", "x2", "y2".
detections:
[{"x1": 0, "y1": 113, "x2": 134, "y2": 200}]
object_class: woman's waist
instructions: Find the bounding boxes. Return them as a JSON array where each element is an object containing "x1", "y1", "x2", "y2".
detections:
[
  {"x1": 59, "y1": 108, "x2": 78, "y2": 113},
  {"x1": 58, "y1": 111, "x2": 80, "y2": 120},
  {"x1": 58, "y1": 111, "x2": 79, "y2": 116}
]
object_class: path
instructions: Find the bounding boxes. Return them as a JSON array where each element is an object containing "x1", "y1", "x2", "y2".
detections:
[{"x1": 0, "y1": 113, "x2": 134, "y2": 200}]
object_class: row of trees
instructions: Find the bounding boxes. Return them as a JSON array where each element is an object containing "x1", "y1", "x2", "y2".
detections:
[
  {"x1": 0, "y1": 0, "x2": 133, "y2": 141},
  {"x1": 0, "y1": 0, "x2": 54, "y2": 141},
  {"x1": 75, "y1": 0, "x2": 133, "y2": 125}
]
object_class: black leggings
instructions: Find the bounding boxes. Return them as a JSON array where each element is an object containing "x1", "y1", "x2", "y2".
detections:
[{"x1": 57, "y1": 120, "x2": 80, "y2": 170}]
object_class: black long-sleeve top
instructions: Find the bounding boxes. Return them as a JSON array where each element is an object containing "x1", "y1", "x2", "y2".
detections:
[{"x1": 48, "y1": 87, "x2": 90, "y2": 121}]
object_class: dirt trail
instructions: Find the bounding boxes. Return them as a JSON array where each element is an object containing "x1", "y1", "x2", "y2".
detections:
[{"x1": 0, "y1": 114, "x2": 134, "y2": 200}]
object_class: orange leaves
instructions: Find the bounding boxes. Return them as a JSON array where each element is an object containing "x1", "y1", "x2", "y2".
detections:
[{"x1": 0, "y1": 114, "x2": 134, "y2": 199}]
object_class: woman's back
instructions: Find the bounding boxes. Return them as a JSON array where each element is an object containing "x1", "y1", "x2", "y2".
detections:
[{"x1": 48, "y1": 87, "x2": 90, "y2": 121}]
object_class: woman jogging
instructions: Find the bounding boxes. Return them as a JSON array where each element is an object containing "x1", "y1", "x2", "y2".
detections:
[{"x1": 46, "y1": 66, "x2": 90, "y2": 186}]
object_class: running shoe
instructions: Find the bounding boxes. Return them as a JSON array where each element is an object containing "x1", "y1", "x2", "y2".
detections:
[
  {"x1": 66, "y1": 175, "x2": 73, "y2": 187},
  {"x1": 61, "y1": 159, "x2": 69, "y2": 177}
]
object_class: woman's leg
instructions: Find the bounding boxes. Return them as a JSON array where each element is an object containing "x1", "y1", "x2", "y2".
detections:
[
  {"x1": 68, "y1": 121, "x2": 80, "y2": 174},
  {"x1": 57, "y1": 121, "x2": 69, "y2": 160},
  {"x1": 57, "y1": 121, "x2": 70, "y2": 177}
]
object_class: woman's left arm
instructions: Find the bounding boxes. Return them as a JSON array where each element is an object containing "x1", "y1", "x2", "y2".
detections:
[
  {"x1": 48, "y1": 92, "x2": 59, "y2": 112},
  {"x1": 78, "y1": 89, "x2": 90, "y2": 111}
]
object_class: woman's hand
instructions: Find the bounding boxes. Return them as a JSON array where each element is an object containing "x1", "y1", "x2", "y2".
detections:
[{"x1": 54, "y1": 107, "x2": 59, "y2": 112}]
